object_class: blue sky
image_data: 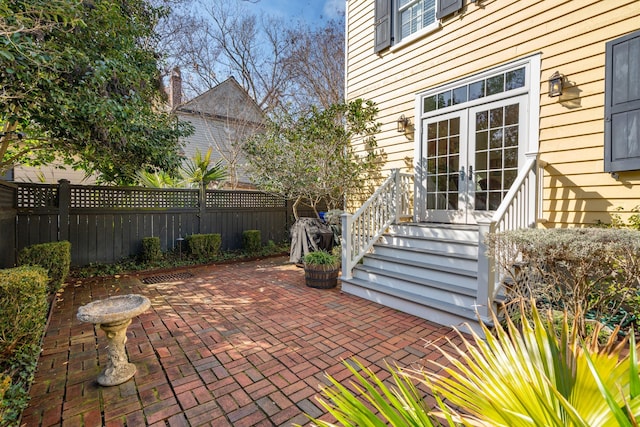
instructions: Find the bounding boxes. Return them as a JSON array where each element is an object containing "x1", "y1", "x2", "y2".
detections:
[{"x1": 251, "y1": 0, "x2": 345, "y2": 26}]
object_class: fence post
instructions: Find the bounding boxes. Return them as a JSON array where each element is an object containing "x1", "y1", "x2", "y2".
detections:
[
  {"x1": 198, "y1": 183, "x2": 206, "y2": 234},
  {"x1": 58, "y1": 179, "x2": 70, "y2": 242}
]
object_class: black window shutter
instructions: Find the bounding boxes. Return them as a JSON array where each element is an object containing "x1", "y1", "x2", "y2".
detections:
[
  {"x1": 374, "y1": 0, "x2": 391, "y2": 53},
  {"x1": 436, "y1": 0, "x2": 463, "y2": 19},
  {"x1": 604, "y1": 29, "x2": 640, "y2": 172}
]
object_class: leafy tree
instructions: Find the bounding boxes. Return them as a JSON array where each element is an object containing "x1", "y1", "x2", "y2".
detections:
[
  {"x1": 1, "y1": 0, "x2": 192, "y2": 183},
  {"x1": 244, "y1": 99, "x2": 380, "y2": 219}
]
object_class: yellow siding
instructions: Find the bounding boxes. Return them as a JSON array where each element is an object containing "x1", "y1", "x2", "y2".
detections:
[{"x1": 346, "y1": 0, "x2": 640, "y2": 226}]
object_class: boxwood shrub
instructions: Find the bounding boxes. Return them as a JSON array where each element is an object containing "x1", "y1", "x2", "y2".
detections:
[
  {"x1": 186, "y1": 234, "x2": 221, "y2": 259},
  {"x1": 0, "y1": 266, "x2": 48, "y2": 359},
  {"x1": 140, "y1": 237, "x2": 162, "y2": 263},
  {"x1": 17, "y1": 241, "x2": 70, "y2": 294},
  {"x1": 0, "y1": 266, "x2": 49, "y2": 425},
  {"x1": 242, "y1": 230, "x2": 262, "y2": 254}
]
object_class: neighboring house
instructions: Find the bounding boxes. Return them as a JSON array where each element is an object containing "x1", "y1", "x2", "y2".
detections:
[
  {"x1": 341, "y1": 0, "x2": 640, "y2": 332},
  {"x1": 169, "y1": 70, "x2": 264, "y2": 189},
  {"x1": 8, "y1": 162, "x2": 96, "y2": 184}
]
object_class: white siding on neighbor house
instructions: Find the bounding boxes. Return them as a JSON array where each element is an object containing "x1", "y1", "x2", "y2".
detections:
[
  {"x1": 346, "y1": 0, "x2": 640, "y2": 226},
  {"x1": 12, "y1": 163, "x2": 97, "y2": 184},
  {"x1": 178, "y1": 113, "x2": 252, "y2": 187}
]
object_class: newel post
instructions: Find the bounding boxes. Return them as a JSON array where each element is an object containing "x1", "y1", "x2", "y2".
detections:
[
  {"x1": 57, "y1": 179, "x2": 71, "y2": 242},
  {"x1": 392, "y1": 169, "x2": 401, "y2": 224},
  {"x1": 341, "y1": 212, "x2": 353, "y2": 280},
  {"x1": 475, "y1": 219, "x2": 496, "y2": 321}
]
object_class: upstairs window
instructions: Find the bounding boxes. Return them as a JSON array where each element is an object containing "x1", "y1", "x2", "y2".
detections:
[
  {"x1": 399, "y1": 0, "x2": 436, "y2": 40},
  {"x1": 374, "y1": 0, "x2": 462, "y2": 53},
  {"x1": 604, "y1": 29, "x2": 640, "y2": 173}
]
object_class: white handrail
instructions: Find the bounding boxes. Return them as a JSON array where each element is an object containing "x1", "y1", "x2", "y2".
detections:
[
  {"x1": 341, "y1": 170, "x2": 413, "y2": 280},
  {"x1": 476, "y1": 154, "x2": 543, "y2": 318}
]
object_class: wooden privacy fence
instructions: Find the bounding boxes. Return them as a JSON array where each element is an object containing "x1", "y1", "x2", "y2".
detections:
[{"x1": 0, "y1": 180, "x2": 310, "y2": 268}]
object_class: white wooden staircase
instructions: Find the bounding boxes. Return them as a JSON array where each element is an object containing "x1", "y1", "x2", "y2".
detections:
[
  {"x1": 341, "y1": 223, "x2": 485, "y2": 332},
  {"x1": 341, "y1": 156, "x2": 544, "y2": 333}
]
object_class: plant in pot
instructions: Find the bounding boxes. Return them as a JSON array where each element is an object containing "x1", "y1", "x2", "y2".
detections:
[{"x1": 302, "y1": 249, "x2": 340, "y2": 289}]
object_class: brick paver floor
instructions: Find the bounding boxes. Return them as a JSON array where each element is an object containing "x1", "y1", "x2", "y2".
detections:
[{"x1": 22, "y1": 256, "x2": 464, "y2": 427}]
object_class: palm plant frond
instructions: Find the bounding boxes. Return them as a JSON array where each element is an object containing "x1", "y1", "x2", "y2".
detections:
[{"x1": 300, "y1": 301, "x2": 640, "y2": 427}]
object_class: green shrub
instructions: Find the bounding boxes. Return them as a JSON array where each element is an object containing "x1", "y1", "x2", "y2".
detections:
[
  {"x1": 186, "y1": 233, "x2": 221, "y2": 259},
  {"x1": 242, "y1": 230, "x2": 262, "y2": 254},
  {"x1": 0, "y1": 266, "x2": 48, "y2": 359},
  {"x1": 488, "y1": 227, "x2": 640, "y2": 335},
  {"x1": 1, "y1": 343, "x2": 42, "y2": 426},
  {"x1": 140, "y1": 237, "x2": 162, "y2": 263},
  {"x1": 303, "y1": 250, "x2": 339, "y2": 266},
  {"x1": 17, "y1": 241, "x2": 70, "y2": 294}
]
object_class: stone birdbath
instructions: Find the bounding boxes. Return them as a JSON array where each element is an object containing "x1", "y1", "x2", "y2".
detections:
[{"x1": 77, "y1": 294, "x2": 151, "y2": 386}]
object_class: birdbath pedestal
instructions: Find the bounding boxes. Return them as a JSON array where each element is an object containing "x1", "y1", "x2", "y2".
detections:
[{"x1": 77, "y1": 294, "x2": 151, "y2": 386}]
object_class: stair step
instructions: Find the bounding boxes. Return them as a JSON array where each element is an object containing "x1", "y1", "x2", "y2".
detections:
[
  {"x1": 342, "y1": 277, "x2": 482, "y2": 324},
  {"x1": 380, "y1": 234, "x2": 478, "y2": 256},
  {"x1": 373, "y1": 242, "x2": 478, "y2": 270},
  {"x1": 389, "y1": 222, "x2": 480, "y2": 240},
  {"x1": 353, "y1": 263, "x2": 476, "y2": 296},
  {"x1": 363, "y1": 253, "x2": 476, "y2": 280}
]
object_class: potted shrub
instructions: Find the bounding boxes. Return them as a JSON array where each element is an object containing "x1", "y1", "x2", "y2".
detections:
[{"x1": 302, "y1": 249, "x2": 340, "y2": 289}]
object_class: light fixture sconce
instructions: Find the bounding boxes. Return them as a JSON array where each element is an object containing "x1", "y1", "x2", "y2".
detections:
[
  {"x1": 397, "y1": 114, "x2": 411, "y2": 133},
  {"x1": 548, "y1": 71, "x2": 564, "y2": 97}
]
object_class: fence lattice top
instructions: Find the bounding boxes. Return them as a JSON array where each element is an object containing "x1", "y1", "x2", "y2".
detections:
[
  {"x1": 17, "y1": 184, "x2": 58, "y2": 208},
  {"x1": 14, "y1": 182, "x2": 286, "y2": 210},
  {"x1": 70, "y1": 186, "x2": 199, "y2": 209},
  {"x1": 206, "y1": 191, "x2": 285, "y2": 208}
]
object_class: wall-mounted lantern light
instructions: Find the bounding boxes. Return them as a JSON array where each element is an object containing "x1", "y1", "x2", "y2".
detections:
[
  {"x1": 397, "y1": 114, "x2": 411, "y2": 133},
  {"x1": 548, "y1": 71, "x2": 564, "y2": 97}
]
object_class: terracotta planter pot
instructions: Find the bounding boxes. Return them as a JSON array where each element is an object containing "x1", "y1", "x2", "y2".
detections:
[{"x1": 304, "y1": 263, "x2": 340, "y2": 289}]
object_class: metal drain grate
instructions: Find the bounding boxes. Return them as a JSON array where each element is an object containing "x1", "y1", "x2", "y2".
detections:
[{"x1": 142, "y1": 271, "x2": 194, "y2": 284}]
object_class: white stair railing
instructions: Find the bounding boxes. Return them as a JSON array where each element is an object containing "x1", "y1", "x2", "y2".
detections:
[
  {"x1": 476, "y1": 153, "x2": 545, "y2": 319},
  {"x1": 341, "y1": 170, "x2": 413, "y2": 280}
]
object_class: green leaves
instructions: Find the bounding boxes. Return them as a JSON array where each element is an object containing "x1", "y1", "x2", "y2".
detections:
[
  {"x1": 1, "y1": 0, "x2": 192, "y2": 183},
  {"x1": 244, "y1": 100, "x2": 381, "y2": 218}
]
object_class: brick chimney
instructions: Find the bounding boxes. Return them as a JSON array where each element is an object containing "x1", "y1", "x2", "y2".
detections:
[{"x1": 169, "y1": 66, "x2": 182, "y2": 109}]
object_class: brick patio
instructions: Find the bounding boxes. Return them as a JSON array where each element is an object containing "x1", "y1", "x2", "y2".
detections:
[{"x1": 22, "y1": 256, "x2": 463, "y2": 426}]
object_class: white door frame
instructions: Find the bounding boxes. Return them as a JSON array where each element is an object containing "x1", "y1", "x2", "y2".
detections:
[{"x1": 414, "y1": 54, "x2": 541, "y2": 223}]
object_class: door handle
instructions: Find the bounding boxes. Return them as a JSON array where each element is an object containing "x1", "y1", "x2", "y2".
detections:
[
  {"x1": 459, "y1": 166, "x2": 465, "y2": 181},
  {"x1": 468, "y1": 165, "x2": 473, "y2": 181}
]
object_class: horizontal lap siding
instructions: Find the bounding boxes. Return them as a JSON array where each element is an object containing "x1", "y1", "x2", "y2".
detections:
[{"x1": 346, "y1": 0, "x2": 640, "y2": 226}]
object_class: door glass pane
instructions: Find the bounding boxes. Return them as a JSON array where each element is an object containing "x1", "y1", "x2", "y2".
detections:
[
  {"x1": 489, "y1": 149, "x2": 502, "y2": 169},
  {"x1": 490, "y1": 107, "x2": 503, "y2": 127},
  {"x1": 504, "y1": 126, "x2": 518, "y2": 147},
  {"x1": 504, "y1": 148, "x2": 518, "y2": 168},
  {"x1": 425, "y1": 117, "x2": 460, "y2": 211},
  {"x1": 490, "y1": 129, "x2": 503, "y2": 148},
  {"x1": 505, "y1": 104, "x2": 519, "y2": 125},
  {"x1": 476, "y1": 131, "x2": 488, "y2": 150},
  {"x1": 427, "y1": 122, "x2": 437, "y2": 139},
  {"x1": 473, "y1": 101, "x2": 520, "y2": 211}
]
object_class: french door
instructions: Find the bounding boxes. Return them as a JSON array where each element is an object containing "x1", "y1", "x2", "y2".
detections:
[{"x1": 420, "y1": 95, "x2": 527, "y2": 224}]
